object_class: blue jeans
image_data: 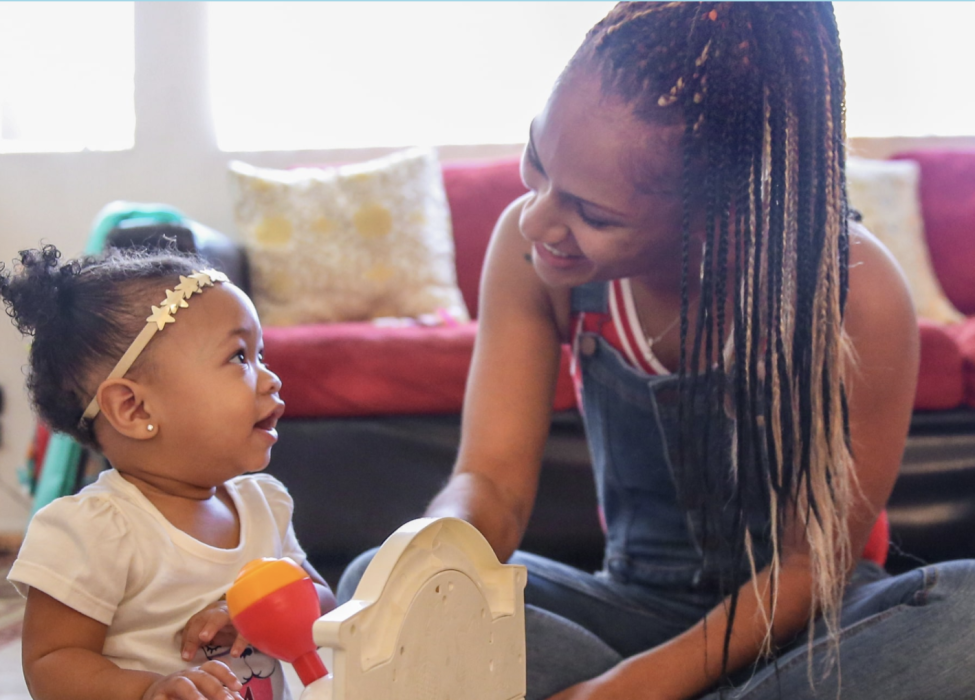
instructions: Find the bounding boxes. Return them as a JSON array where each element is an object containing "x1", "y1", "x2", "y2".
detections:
[{"x1": 338, "y1": 550, "x2": 975, "y2": 699}]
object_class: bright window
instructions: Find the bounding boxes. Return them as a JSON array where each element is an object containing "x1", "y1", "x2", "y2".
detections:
[
  {"x1": 207, "y1": 1, "x2": 615, "y2": 151},
  {"x1": 834, "y1": 2, "x2": 974, "y2": 138},
  {"x1": 209, "y1": 1, "x2": 975, "y2": 151},
  {"x1": 0, "y1": 2, "x2": 134, "y2": 153},
  {"x1": 0, "y1": 2, "x2": 966, "y2": 155}
]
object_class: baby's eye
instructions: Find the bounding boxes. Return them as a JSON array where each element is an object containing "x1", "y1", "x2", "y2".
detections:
[
  {"x1": 258, "y1": 351, "x2": 269, "y2": 368},
  {"x1": 231, "y1": 350, "x2": 247, "y2": 364}
]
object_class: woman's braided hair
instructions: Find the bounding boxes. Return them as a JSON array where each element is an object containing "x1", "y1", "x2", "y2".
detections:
[{"x1": 573, "y1": 1, "x2": 854, "y2": 679}]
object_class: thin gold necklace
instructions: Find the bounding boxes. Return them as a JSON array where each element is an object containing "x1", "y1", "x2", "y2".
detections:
[{"x1": 647, "y1": 313, "x2": 680, "y2": 350}]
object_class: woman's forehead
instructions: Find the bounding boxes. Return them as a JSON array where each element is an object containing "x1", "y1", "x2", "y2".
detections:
[{"x1": 536, "y1": 73, "x2": 685, "y2": 205}]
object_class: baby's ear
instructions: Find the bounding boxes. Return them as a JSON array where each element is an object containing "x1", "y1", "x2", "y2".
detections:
[{"x1": 96, "y1": 379, "x2": 156, "y2": 440}]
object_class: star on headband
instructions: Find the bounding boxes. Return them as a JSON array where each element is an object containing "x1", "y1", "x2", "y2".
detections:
[{"x1": 79, "y1": 268, "x2": 230, "y2": 425}]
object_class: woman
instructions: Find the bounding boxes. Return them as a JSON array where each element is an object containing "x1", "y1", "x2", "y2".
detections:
[{"x1": 342, "y1": 3, "x2": 975, "y2": 698}]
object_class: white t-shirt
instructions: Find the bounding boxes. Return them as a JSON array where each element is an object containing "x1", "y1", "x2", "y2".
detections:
[{"x1": 9, "y1": 469, "x2": 307, "y2": 700}]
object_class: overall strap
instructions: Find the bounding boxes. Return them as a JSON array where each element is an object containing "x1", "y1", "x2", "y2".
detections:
[{"x1": 569, "y1": 281, "x2": 609, "y2": 314}]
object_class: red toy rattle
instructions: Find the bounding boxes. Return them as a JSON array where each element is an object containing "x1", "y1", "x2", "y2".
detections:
[{"x1": 226, "y1": 558, "x2": 328, "y2": 687}]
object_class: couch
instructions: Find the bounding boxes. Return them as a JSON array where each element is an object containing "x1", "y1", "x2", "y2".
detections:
[{"x1": 106, "y1": 150, "x2": 975, "y2": 580}]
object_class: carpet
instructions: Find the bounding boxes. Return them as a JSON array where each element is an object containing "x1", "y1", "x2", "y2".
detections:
[{"x1": 0, "y1": 553, "x2": 24, "y2": 649}]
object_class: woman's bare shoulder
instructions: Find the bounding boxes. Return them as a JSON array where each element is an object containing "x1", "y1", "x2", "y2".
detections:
[
  {"x1": 845, "y1": 221, "x2": 917, "y2": 342},
  {"x1": 486, "y1": 194, "x2": 573, "y2": 338},
  {"x1": 843, "y1": 221, "x2": 919, "y2": 444}
]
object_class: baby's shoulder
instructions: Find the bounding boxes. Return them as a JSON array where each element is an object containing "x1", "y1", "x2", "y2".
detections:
[
  {"x1": 30, "y1": 481, "x2": 131, "y2": 539},
  {"x1": 12, "y1": 481, "x2": 137, "y2": 606},
  {"x1": 228, "y1": 473, "x2": 293, "y2": 508}
]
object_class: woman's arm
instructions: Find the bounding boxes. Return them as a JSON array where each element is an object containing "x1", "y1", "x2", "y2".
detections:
[
  {"x1": 302, "y1": 560, "x2": 338, "y2": 614},
  {"x1": 549, "y1": 227, "x2": 919, "y2": 700},
  {"x1": 425, "y1": 196, "x2": 569, "y2": 561}
]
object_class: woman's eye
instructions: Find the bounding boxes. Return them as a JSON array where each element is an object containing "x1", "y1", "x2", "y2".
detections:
[
  {"x1": 520, "y1": 158, "x2": 539, "y2": 191},
  {"x1": 577, "y1": 206, "x2": 616, "y2": 229},
  {"x1": 520, "y1": 143, "x2": 547, "y2": 190},
  {"x1": 525, "y1": 144, "x2": 545, "y2": 176}
]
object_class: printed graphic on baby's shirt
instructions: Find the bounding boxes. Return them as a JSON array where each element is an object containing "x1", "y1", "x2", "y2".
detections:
[{"x1": 203, "y1": 643, "x2": 286, "y2": 700}]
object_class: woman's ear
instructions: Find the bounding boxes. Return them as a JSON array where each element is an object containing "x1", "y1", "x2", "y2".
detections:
[{"x1": 96, "y1": 379, "x2": 156, "y2": 440}]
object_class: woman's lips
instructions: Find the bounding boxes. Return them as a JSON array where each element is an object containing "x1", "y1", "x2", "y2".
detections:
[{"x1": 534, "y1": 241, "x2": 585, "y2": 269}]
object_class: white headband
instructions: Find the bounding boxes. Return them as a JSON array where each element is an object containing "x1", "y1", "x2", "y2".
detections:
[{"x1": 80, "y1": 269, "x2": 229, "y2": 425}]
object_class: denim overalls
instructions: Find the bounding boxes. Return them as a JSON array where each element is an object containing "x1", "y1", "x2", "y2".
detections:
[
  {"x1": 504, "y1": 282, "x2": 975, "y2": 699},
  {"x1": 570, "y1": 281, "x2": 773, "y2": 593}
]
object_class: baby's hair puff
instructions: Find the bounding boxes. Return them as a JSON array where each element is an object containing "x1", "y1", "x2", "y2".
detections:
[{"x1": 1, "y1": 244, "x2": 206, "y2": 448}]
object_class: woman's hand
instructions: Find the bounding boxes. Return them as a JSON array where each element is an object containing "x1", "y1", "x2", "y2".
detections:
[
  {"x1": 180, "y1": 601, "x2": 248, "y2": 661},
  {"x1": 141, "y1": 660, "x2": 244, "y2": 700}
]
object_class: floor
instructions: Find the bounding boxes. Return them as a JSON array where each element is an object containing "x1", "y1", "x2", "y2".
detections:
[
  {"x1": 0, "y1": 638, "x2": 29, "y2": 700},
  {"x1": 0, "y1": 552, "x2": 28, "y2": 700}
]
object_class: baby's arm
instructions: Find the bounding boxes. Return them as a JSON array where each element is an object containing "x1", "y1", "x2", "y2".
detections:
[{"x1": 23, "y1": 588, "x2": 243, "y2": 700}]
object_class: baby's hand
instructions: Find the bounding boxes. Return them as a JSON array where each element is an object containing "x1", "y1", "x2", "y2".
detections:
[
  {"x1": 180, "y1": 601, "x2": 249, "y2": 662},
  {"x1": 142, "y1": 660, "x2": 244, "y2": 700}
]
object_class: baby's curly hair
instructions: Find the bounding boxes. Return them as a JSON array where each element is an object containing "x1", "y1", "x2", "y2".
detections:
[{"x1": 1, "y1": 244, "x2": 205, "y2": 447}]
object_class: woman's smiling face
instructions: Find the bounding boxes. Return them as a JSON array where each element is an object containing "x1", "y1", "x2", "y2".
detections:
[{"x1": 518, "y1": 71, "x2": 694, "y2": 290}]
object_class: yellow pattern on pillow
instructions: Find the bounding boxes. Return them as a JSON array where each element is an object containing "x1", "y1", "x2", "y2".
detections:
[
  {"x1": 846, "y1": 157, "x2": 963, "y2": 324},
  {"x1": 229, "y1": 148, "x2": 470, "y2": 326}
]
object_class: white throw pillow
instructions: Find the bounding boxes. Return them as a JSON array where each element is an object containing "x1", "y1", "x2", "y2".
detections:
[
  {"x1": 228, "y1": 148, "x2": 470, "y2": 326},
  {"x1": 846, "y1": 156, "x2": 963, "y2": 324}
]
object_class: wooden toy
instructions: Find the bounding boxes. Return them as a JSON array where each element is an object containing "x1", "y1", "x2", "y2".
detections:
[{"x1": 229, "y1": 517, "x2": 527, "y2": 700}]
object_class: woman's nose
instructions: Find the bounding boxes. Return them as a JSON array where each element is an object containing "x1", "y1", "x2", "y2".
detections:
[{"x1": 519, "y1": 189, "x2": 567, "y2": 244}]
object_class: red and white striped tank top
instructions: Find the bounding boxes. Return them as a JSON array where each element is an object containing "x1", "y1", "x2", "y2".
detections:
[{"x1": 569, "y1": 278, "x2": 673, "y2": 398}]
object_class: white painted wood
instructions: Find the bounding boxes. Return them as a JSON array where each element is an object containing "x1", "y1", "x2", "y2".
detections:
[{"x1": 304, "y1": 517, "x2": 526, "y2": 700}]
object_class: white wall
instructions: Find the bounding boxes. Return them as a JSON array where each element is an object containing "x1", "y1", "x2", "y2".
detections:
[
  {"x1": 0, "y1": 2, "x2": 970, "y2": 534},
  {"x1": 0, "y1": 2, "x2": 523, "y2": 533}
]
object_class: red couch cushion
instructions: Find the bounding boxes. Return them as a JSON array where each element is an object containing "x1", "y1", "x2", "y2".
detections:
[
  {"x1": 915, "y1": 319, "x2": 965, "y2": 411},
  {"x1": 265, "y1": 321, "x2": 576, "y2": 418},
  {"x1": 945, "y1": 316, "x2": 975, "y2": 409},
  {"x1": 442, "y1": 158, "x2": 526, "y2": 317},
  {"x1": 891, "y1": 150, "x2": 975, "y2": 316},
  {"x1": 862, "y1": 510, "x2": 890, "y2": 567}
]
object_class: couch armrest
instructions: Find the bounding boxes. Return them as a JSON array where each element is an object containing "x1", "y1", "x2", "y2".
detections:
[{"x1": 106, "y1": 219, "x2": 251, "y2": 295}]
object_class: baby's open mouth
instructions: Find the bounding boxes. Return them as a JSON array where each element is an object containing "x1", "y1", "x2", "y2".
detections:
[{"x1": 255, "y1": 404, "x2": 284, "y2": 431}]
